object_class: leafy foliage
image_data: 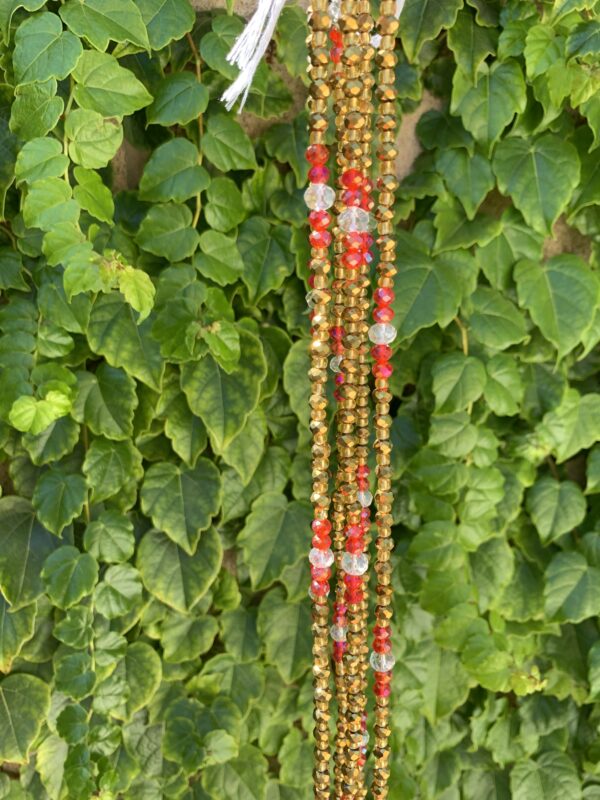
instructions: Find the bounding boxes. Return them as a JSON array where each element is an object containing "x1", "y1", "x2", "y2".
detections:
[{"x1": 0, "y1": 1, "x2": 599, "y2": 798}]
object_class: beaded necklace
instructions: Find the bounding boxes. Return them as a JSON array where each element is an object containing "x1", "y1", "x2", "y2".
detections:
[{"x1": 305, "y1": 0, "x2": 398, "y2": 797}]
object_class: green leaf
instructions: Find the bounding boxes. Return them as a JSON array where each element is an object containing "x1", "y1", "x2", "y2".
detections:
[
  {"x1": 540, "y1": 390, "x2": 600, "y2": 463},
  {"x1": 137, "y1": 527, "x2": 222, "y2": 612},
  {"x1": 201, "y1": 319, "x2": 241, "y2": 373},
  {"x1": 566, "y1": 20, "x2": 600, "y2": 58},
  {"x1": 60, "y1": 0, "x2": 149, "y2": 50},
  {"x1": 492, "y1": 135, "x2": 580, "y2": 235},
  {"x1": 0, "y1": 497, "x2": 62, "y2": 608},
  {"x1": 0, "y1": 595, "x2": 35, "y2": 672},
  {"x1": 433, "y1": 196, "x2": 502, "y2": 251},
  {"x1": 420, "y1": 642, "x2": 473, "y2": 723},
  {"x1": 202, "y1": 114, "x2": 257, "y2": 172},
  {"x1": 137, "y1": 0, "x2": 195, "y2": 50},
  {"x1": 181, "y1": 329, "x2": 267, "y2": 452},
  {"x1": 41, "y1": 545, "x2": 98, "y2": 609},
  {"x1": 118, "y1": 267, "x2": 156, "y2": 322},
  {"x1": 0, "y1": 674, "x2": 50, "y2": 763},
  {"x1": 139, "y1": 138, "x2": 208, "y2": 203},
  {"x1": 544, "y1": 551, "x2": 600, "y2": 623},
  {"x1": 15, "y1": 137, "x2": 68, "y2": 185},
  {"x1": 400, "y1": 0, "x2": 462, "y2": 61},
  {"x1": 204, "y1": 177, "x2": 246, "y2": 233},
  {"x1": 72, "y1": 50, "x2": 152, "y2": 116},
  {"x1": 87, "y1": 293, "x2": 164, "y2": 391},
  {"x1": 9, "y1": 392, "x2": 70, "y2": 435},
  {"x1": 157, "y1": 380, "x2": 208, "y2": 467},
  {"x1": 94, "y1": 563, "x2": 143, "y2": 619},
  {"x1": 72, "y1": 364, "x2": 137, "y2": 441},
  {"x1": 195, "y1": 230, "x2": 244, "y2": 286},
  {"x1": 220, "y1": 606, "x2": 260, "y2": 662},
  {"x1": 484, "y1": 354, "x2": 524, "y2": 416},
  {"x1": 510, "y1": 752, "x2": 581, "y2": 800},
  {"x1": 114, "y1": 641, "x2": 162, "y2": 718},
  {"x1": 221, "y1": 406, "x2": 267, "y2": 484},
  {"x1": 83, "y1": 510, "x2": 135, "y2": 564},
  {"x1": 202, "y1": 745, "x2": 268, "y2": 800},
  {"x1": 432, "y1": 353, "x2": 487, "y2": 412},
  {"x1": 33, "y1": 469, "x2": 87, "y2": 535},
  {"x1": 264, "y1": 115, "x2": 309, "y2": 185},
  {"x1": 10, "y1": 79, "x2": 64, "y2": 140},
  {"x1": 83, "y1": 438, "x2": 143, "y2": 503},
  {"x1": 467, "y1": 287, "x2": 527, "y2": 350},
  {"x1": 13, "y1": 12, "x2": 82, "y2": 84},
  {"x1": 146, "y1": 72, "x2": 208, "y2": 126},
  {"x1": 0, "y1": 0, "x2": 45, "y2": 41},
  {"x1": 140, "y1": 459, "x2": 222, "y2": 554},
  {"x1": 447, "y1": 9, "x2": 497, "y2": 83},
  {"x1": 238, "y1": 493, "x2": 311, "y2": 590},
  {"x1": 136, "y1": 202, "x2": 199, "y2": 261},
  {"x1": 527, "y1": 477, "x2": 586, "y2": 545},
  {"x1": 65, "y1": 109, "x2": 123, "y2": 169},
  {"x1": 238, "y1": 218, "x2": 294, "y2": 304},
  {"x1": 161, "y1": 613, "x2": 218, "y2": 662},
  {"x1": 73, "y1": 166, "x2": 114, "y2": 223},
  {"x1": 258, "y1": 588, "x2": 311, "y2": 682},
  {"x1": 23, "y1": 177, "x2": 79, "y2": 231},
  {"x1": 436, "y1": 148, "x2": 494, "y2": 219},
  {"x1": 275, "y1": 6, "x2": 308, "y2": 78},
  {"x1": 514, "y1": 256, "x2": 598, "y2": 357},
  {"x1": 452, "y1": 60, "x2": 526, "y2": 148}
]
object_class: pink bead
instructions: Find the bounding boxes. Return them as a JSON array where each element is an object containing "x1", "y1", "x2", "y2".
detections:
[
  {"x1": 331, "y1": 46, "x2": 342, "y2": 63},
  {"x1": 373, "y1": 362, "x2": 393, "y2": 379},
  {"x1": 375, "y1": 286, "x2": 394, "y2": 305},
  {"x1": 309, "y1": 165, "x2": 329, "y2": 183},
  {"x1": 311, "y1": 566, "x2": 331, "y2": 580},
  {"x1": 373, "y1": 625, "x2": 390, "y2": 638},
  {"x1": 335, "y1": 373, "x2": 344, "y2": 385},
  {"x1": 374, "y1": 682, "x2": 391, "y2": 698},
  {"x1": 342, "y1": 189, "x2": 362, "y2": 207}
]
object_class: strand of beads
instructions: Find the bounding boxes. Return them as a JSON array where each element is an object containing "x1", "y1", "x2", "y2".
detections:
[
  {"x1": 369, "y1": 2, "x2": 399, "y2": 796},
  {"x1": 305, "y1": 1, "x2": 336, "y2": 796}
]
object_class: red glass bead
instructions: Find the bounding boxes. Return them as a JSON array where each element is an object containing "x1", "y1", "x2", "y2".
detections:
[
  {"x1": 312, "y1": 534, "x2": 331, "y2": 550},
  {"x1": 308, "y1": 210, "x2": 330, "y2": 230},
  {"x1": 308, "y1": 274, "x2": 315, "y2": 288},
  {"x1": 358, "y1": 756, "x2": 366, "y2": 768},
  {"x1": 333, "y1": 641, "x2": 346, "y2": 662},
  {"x1": 334, "y1": 602, "x2": 347, "y2": 616},
  {"x1": 372, "y1": 344, "x2": 392, "y2": 362},
  {"x1": 329, "y1": 27, "x2": 342, "y2": 46},
  {"x1": 347, "y1": 537, "x2": 364, "y2": 554},
  {"x1": 375, "y1": 286, "x2": 394, "y2": 305},
  {"x1": 341, "y1": 168, "x2": 364, "y2": 190},
  {"x1": 373, "y1": 362, "x2": 393, "y2": 379},
  {"x1": 357, "y1": 464, "x2": 369, "y2": 478},
  {"x1": 332, "y1": 341, "x2": 344, "y2": 355},
  {"x1": 360, "y1": 509, "x2": 370, "y2": 523},
  {"x1": 331, "y1": 46, "x2": 342, "y2": 63},
  {"x1": 373, "y1": 625, "x2": 390, "y2": 638},
  {"x1": 310, "y1": 579, "x2": 329, "y2": 596},
  {"x1": 360, "y1": 193, "x2": 372, "y2": 210},
  {"x1": 375, "y1": 671, "x2": 392, "y2": 684},
  {"x1": 373, "y1": 638, "x2": 392, "y2": 653},
  {"x1": 343, "y1": 232, "x2": 366, "y2": 251},
  {"x1": 311, "y1": 566, "x2": 331, "y2": 581},
  {"x1": 306, "y1": 144, "x2": 328, "y2": 165},
  {"x1": 335, "y1": 373, "x2": 344, "y2": 385},
  {"x1": 341, "y1": 251, "x2": 363, "y2": 270},
  {"x1": 330, "y1": 325, "x2": 344, "y2": 340},
  {"x1": 374, "y1": 682, "x2": 391, "y2": 698},
  {"x1": 312, "y1": 518, "x2": 331, "y2": 536},
  {"x1": 309, "y1": 229, "x2": 332, "y2": 248},
  {"x1": 346, "y1": 589, "x2": 363, "y2": 604},
  {"x1": 373, "y1": 306, "x2": 395, "y2": 323},
  {"x1": 345, "y1": 574, "x2": 362, "y2": 589},
  {"x1": 309, "y1": 165, "x2": 329, "y2": 184},
  {"x1": 333, "y1": 389, "x2": 342, "y2": 402},
  {"x1": 342, "y1": 189, "x2": 362, "y2": 207},
  {"x1": 362, "y1": 233, "x2": 374, "y2": 248},
  {"x1": 346, "y1": 524, "x2": 361, "y2": 537}
]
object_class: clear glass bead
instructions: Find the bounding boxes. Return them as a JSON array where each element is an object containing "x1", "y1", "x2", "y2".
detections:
[
  {"x1": 341, "y1": 552, "x2": 368, "y2": 575},
  {"x1": 368, "y1": 323, "x2": 397, "y2": 345},
  {"x1": 304, "y1": 182, "x2": 335, "y2": 211},
  {"x1": 362, "y1": 731, "x2": 370, "y2": 747},
  {"x1": 328, "y1": 0, "x2": 341, "y2": 21},
  {"x1": 369, "y1": 651, "x2": 395, "y2": 672},
  {"x1": 338, "y1": 207, "x2": 373, "y2": 233},
  {"x1": 305, "y1": 290, "x2": 318, "y2": 309},
  {"x1": 309, "y1": 547, "x2": 334, "y2": 568},
  {"x1": 330, "y1": 624, "x2": 347, "y2": 642},
  {"x1": 330, "y1": 354, "x2": 343, "y2": 373},
  {"x1": 370, "y1": 33, "x2": 382, "y2": 48},
  {"x1": 357, "y1": 489, "x2": 373, "y2": 508}
]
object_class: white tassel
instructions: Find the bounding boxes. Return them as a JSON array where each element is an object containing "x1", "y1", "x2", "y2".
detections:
[{"x1": 221, "y1": 0, "x2": 406, "y2": 113}]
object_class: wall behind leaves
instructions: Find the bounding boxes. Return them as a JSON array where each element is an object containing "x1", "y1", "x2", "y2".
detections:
[{"x1": 0, "y1": 0, "x2": 600, "y2": 797}]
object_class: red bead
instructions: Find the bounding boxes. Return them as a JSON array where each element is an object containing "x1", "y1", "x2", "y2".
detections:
[
  {"x1": 309, "y1": 165, "x2": 329, "y2": 183},
  {"x1": 308, "y1": 274, "x2": 315, "y2": 288},
  {"x1": 306, "y1": 144, "x2": 328, "y2": 165},
  {"x1": 334, "y1": 602, "x2": 347, "y2": 616},
  {"x1": 357, "y1": 464, "x2": 369, "y2": 478},
  {"x1": 333, "y1": 641, "x2": 346, "y2": 662},
  {"x1": 332, "y1": 341, "x2": 343, "y2": 355},
  {"x1": 342, "y1": 189, "x2": 362, "y2": 207},
  {"x1": 360, "y1": 509, "x2": 370, "y2": 523},
  {"x1": 373, "y1": 625, "x2": 390, "y2": 638},
  {"x1": 311, "y1": 566, "x2": 331, "y2": 580},
  {"x1": 374, "y1": 682, "x2": 391, "y2": 698},
  {"x1": 341, "y1": 251, "x2": 363, "y2": 270},
  {"x1": 308, "y1": 210, "x2": 330, "y2": 230},
  {"x1": 343, "y1": 232, "x2": 366, "y2": 251},
  {"x1": 373, "y1": 638, "x2": 392, "y2": 653},
  {"x1": 346, "y1": 524, "x2": 361, "y2": 537},
  {"x1": 374, "y1": 287, "x2": 394, "y2": 305},
  {"x1": 371, "y1": 344, "x2": 392, "y2": 362},
  {"x1": 312, "y1": 534, "x2": 331, "y2": 550},
  {"x1": 362, "y1": 233, "x2": 374, "y2": 248},
  {"x1": 345, "y1": 574, "x2": 362, "y2": 589},
  {"x1": 346, "y1": 589, "x2": 363, "y2": 604},
  {"x1": 373, "y1": 362, "x2": 393, "y2": 379},
  {"x1": 334, "y1": 374, "x2": 344, "y2": 386},
  {"x1": 375, "y1": 671, "x2": 392, "y2": 684},
  {"x1": 329, "y1": 27, "x2": 342, "y2": 46},
  {"x1": 331, "y1": 46, "x2": 342, "y2": 63},
  {"x1": 360, "y1": 193, "x2": 372, "y2": 210},
  {"x1": 309, "y1": 229, "x2": 331, "y2": 248},
  {"x1": 341, "y1": 168, "x2": 364, "y2": 190},
  {"x1": 373, "y1": 306, "x2": 395, "y2": 323},
  {"x1": 312, "y1": 518, "x2": 331, "y2": 536},
  {"x1": 330, "y1": 325, "x2": 344, "y2": 340},
  {"x1": 310, "y1": 579, "x2": 329, "y2": 597},
  {"x1": 347, "y1": 537, "x2": 364, "y2": 554},
  {"x1": 333, "y1": 389, "x2": 342, "y2": 402}
]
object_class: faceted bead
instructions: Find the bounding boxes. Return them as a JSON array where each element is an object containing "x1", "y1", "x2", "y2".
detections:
[
  {"x1": 370, "y1": 33, "x2": 382, "y2": 48},
  {"x1": 335, "y1": 373, "x2": 344, "y2": 385},
  {"x1": 343, "y1": 232, "x2": 366, "y2": 251},
  {"x1": 342, "y1": 189, "x2": 362, "y2": 207},
  {"x1": 347, "y1": 537, "x2": 365, "y2": 554},
  {"x1": 338, "y1": 207, "x2": 373, "y2": 233},
  {"x1": 309, "y1": 165, "x2": 330, "y2": 183},
  {"x1": 373, "y1": 625, "x2": 390, "y2": 638},
  {"x1": 360, "y1": 508, "x2": 370, "y2": 523},
  {"x1": 331, "y1": 46, "x2": 342, "y2": 63},
  {"x1": 330, "y1": 354, "x2": 343, "y2": 373},
  {"x1": 373, "y1": 306, "x2": 395, "y2": 323},
  {"x1": 311, "y1": 566, "x2": 331, "y2": 581},
  {"x1": 346, "y1": 589, "x2": 363, "y2": 604},
  {"x1": 312, "y1": 519, "x2": 332, "y2": 536},
  {"x1": 341, "y1": 168, "x2": 364, "y2": 190},
  {"x1": 374, "y1": 681, "x2": 391, "y2": 697},
  {"x1": 357, "y1": 464, "x2": 369, "y2": 478},
  {"x1": 374, "y1": 286, "x2": 394, "y2": 305},
  {"x1": 373, "y1": 362, "x2": 393, "y2": 379},
  {"x1": 342, "y1": 552, "x2": 369, "y2": 575},
  {"x1": 308, "y1": 210, "x2": 331, "y2": 230},
  {"x1": 305, "y1": 290, "x2": 318, "y2": 308},
  {"x1": 330, "y1": 624, "x2": 347, "y2": 642},
  {"x1": 341, "y1": 250, "x2": 363, "y2": 269},
  {"x1": 304, "y1": 182, "x2": 335, "y2": 210},
  {"x1": 328, "y1": 0, "x2": 341, "y2": 23},
  {"x1": 330, "y1": 325, "x2": 344, "y2": 340},
  {"x1": 373, "y1": 637, "x2": 392, "y2": 653},
  {"x1": 368, "y1": 323, "x2": 397, "y2": 345},
  {"x1": 309, "y1": 547, "x2": 334, "y2": 568},
  {"x1": 345, "y1": 574, "x2": 362, "y2": 589},
  {"x1": 312, "y1": 534, "x2": 332, "y2": 550},
  {"x1": 309, "y1": 229, "x2": 331, "y2": 248},
  {"x1": 369, "y1": 651, "x2": 395, "y2": 672},
  {"x1": 346, "y1": 524, "x2": 361, "y2": 537},
  {"x1": 372, "y1": 344, "x2": 392, "y2": 362},
  {"x1": 310, "y1": 579, "x2": 330, "y2": 597},
  {"x1": 306, "y1": 144, "x2": 328, "y2": 165},
  {"x1": 357, "y1": 489, "x2": 373, "y2": 507},
  {"x1": 329, "y1": 25, "x2": 342, "y2": 45},
  {"x1": 333, "y1": 641, "x2": 346, "y2": 661}
]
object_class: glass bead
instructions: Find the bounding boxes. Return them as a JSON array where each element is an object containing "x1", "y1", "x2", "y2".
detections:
[
  {"x1": 309, "y1": 547, "x2": 334, "y2": 568},
  {"x1": 330, "y1": 354, "x2": 343, "y2": 372},
  {"x1": 357, "y1": 489, "x2": 373, "y2": 507},
  {"x1": 305, "y1": 290, "x2": 318, "y2": 308},
  {"x1": 368, "y1": 323, "x2": 397, "y2": 345},
  {"x1": 342, "y1": 552, "x2": 368, "y2": 575},
  {"x1": 338, "y1": 207, "x2": 373, "y2": 233},
  {"x1": 369, "y1": 651, "x2": 395, "y2": 672},
  {"x1": 370, "y1": 33, "x2": 382, "y2": 48},
  {"x1": 304, "y1": 182, "x2": 335, "y2": 211},
  {"x1": 328, "y1": 0, "x2": 341, "y2": 21},
  {"x1": 306, "y1": 144, "x2": 328, "y2": 165},
  {"x1": 330, "y1": 624, "x2": 347, "y2": 642}
]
